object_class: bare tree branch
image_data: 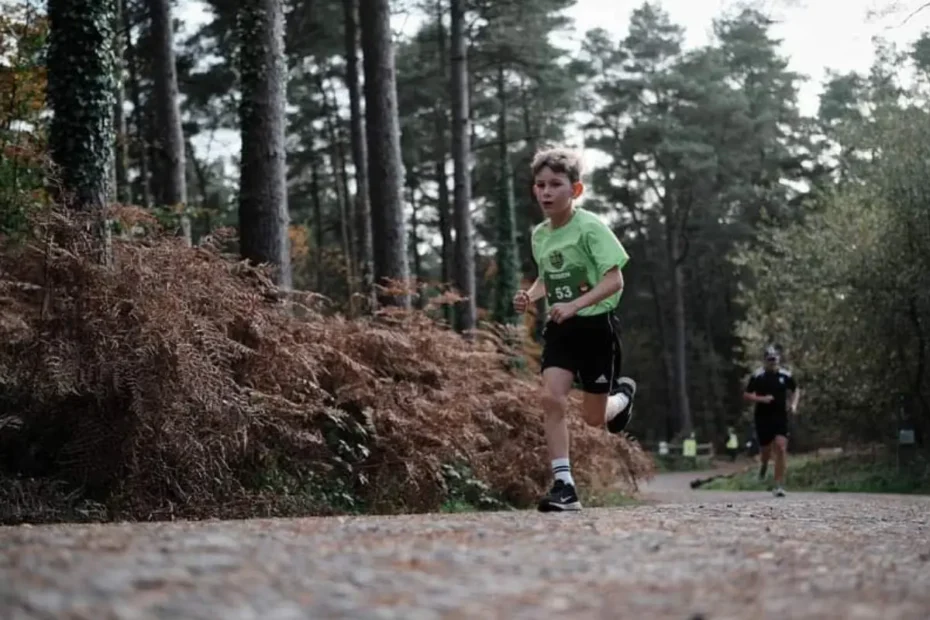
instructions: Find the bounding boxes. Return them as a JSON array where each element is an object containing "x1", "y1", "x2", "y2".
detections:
[{"x1": 900, "y1": 1, "x2": 930, "y2": 25}]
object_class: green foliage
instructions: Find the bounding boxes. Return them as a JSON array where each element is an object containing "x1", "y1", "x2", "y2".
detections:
[
  {"x1": 248, "y1": 457, "x2": 365, "y2": 515},
  {"x1": 49, "y1": 0, "x2": 930, "y2": 466},
  {"x1": 579, "y1": 3, "x2": 813, "y2": 440},
  {"x1": 699, "y1": 453, "x2": 930, "y2": 494},
  {"x1": 0, "y1": 4, "x2": 48, "y2": 236},
  {"x1": 440, "y1": 462, "x2": 512, "y2": 512},
  {"x1": 733, "y1": 91, "x2": 930, "y2": 444}
]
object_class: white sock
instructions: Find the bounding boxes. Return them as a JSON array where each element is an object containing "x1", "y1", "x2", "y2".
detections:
[
  {"x1": 605, "y1": 393, "x2": 629, "y2": 422},
  {"x1": 551, "y1": 457, "x2": 574, "y2": 486}
]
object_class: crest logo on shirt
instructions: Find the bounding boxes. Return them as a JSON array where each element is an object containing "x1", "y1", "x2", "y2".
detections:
[{"x1": 549, "y1": 250, "x2": 563, "y2": 269}]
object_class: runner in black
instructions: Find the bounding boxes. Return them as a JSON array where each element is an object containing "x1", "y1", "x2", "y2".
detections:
[{"x1": 743, "y1": 345, "x2": 800, "y2": 497}]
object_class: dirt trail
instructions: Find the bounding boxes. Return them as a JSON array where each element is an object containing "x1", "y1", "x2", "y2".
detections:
[{"x1": 2, "y1": 470, "x2": 929, "y2": 619}]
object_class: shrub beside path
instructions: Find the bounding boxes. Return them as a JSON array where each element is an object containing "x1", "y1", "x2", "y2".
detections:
[{"x1": 2, "y1": 468, "x2": 929, "y2": 619}]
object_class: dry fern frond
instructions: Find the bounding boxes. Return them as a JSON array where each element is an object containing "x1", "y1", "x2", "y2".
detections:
[{"x1": 0, "y1": 205, "x2": 653, "y2": 520}]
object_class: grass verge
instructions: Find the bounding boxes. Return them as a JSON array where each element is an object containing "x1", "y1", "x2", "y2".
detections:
[{"x1": 697, "y1": 450, "x2": 930, "y2": 494}]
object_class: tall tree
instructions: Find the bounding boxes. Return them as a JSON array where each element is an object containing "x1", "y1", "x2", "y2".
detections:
[
  {"x1": 428, "y1": 2, "x2": 454, "y2": 323},
  {"x1": 493, "y1": 61, "x2": 518, "y2": 324},
  {"x1": 148, "y1": 0, "x2": 191, "y2": 243},
  {"x1": 449, "y1": 0, "x2": 476, "y2": 330},
  {"x1": 238, "y1": 0, "x2": 292, "y2": 287},
  {"x1": 47, "y1": 0, "x2": 116, "y2": 214},
  {"x1": 122, "y1": 0, "x2": 151, "y2": 208},
  {"x1": 343, "y1": 0, "x2": 374, "y2": 309},
  {"x1": 360, "y1": 0, "x2": 409, "y2": 306},
  {"x1": 112, "y1": 0, "x2": 130, "y2": 204},
  {"x1": 590, "y1": 3, "x2": 694, "y2": 436},
  {"x1": 47, "y1": 0, "x2": 116, "y2": 265}
]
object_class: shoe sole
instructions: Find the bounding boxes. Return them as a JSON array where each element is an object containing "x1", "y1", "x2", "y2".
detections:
[
  {"x1": 538, "y1": 501, "x2": 582, "y2": 512},
  {"x1": 606, "y1": 377, "x2": 636, "y2": 434}
]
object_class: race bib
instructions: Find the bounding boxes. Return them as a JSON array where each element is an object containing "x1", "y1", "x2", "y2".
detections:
[{"x1": 544, "y1": 266, "x2": 589, "y2": 305}]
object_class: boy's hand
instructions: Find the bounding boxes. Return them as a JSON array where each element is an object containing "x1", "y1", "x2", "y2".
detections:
[
  {"x1": 758, "y1": 394, "x2": 774, "y2": 404},
  {"x1": 512, "y1": 290, "x2": 530, "y2": 313},
  {"x1": 549, "y1": 302, "x2": 578, "y2": 324}
]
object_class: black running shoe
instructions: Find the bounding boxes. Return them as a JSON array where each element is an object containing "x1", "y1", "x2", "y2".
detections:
[
  {"x1": 606, "y1": 377, "x2": 637, "y2": 434},
  {"x1": 537, "y1": 479, "x2": 582, "y2": 512}
]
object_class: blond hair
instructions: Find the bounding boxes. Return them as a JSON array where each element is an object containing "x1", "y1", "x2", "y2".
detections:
[{"x1": 530, "y1": 147, "x2": 584, "y2": 183}]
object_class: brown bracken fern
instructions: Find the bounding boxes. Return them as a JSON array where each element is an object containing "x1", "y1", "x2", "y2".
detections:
[{"x1": 0, "y1": 205, "x2": 653, "y2": 522}]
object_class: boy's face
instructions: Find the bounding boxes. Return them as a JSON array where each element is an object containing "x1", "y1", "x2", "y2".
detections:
[{"x1": 533, "y1": 166, "x2": 582, "y2": 218}]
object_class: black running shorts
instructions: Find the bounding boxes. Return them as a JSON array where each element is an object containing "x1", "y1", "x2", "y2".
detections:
[
  {"x1": 755, "y1": 414, "x2": 789, "y2": 446},
  {"x1": 540, "y1": 312, "x2": 617, "y2": 394}
]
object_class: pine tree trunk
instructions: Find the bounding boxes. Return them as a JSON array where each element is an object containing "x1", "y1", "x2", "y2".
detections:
[
  {"x1": 672, "y1": 265, "x2": 692, "y2": 434},
  {"x1": 449, "y1": 0, "x2": 476, "y2": 332},
  {"x1": 47, "y1": 0, "x2": 116, "y2": 265},
  {"x1": 185, "y1": 139, "x2": 210, "y2": 214},
  {"x1": 359, "y1": 0, "x2": 409, "y2": 307},
  {"x1": 435, "y1": 156, "x2": 453, "y2": 322},
  {"x1": 665, "y1": 205, "x2": 692, "y2": 436},
  {"x1": 336, "y1": 124, "x2": 356, "y2": 289},
  {"x1": 112, "y1": 0, "x2": 129, "y2": 204},
  {"x1": 494, "y1": 61, "x2": 518, "y2": 325},
  {"x1": 318, "y1": 74, "x2": 355, "y2": 296},
  {"x1": 408, "y1": 182, "x2": 424, "y2": 306},
  {"x1": 48, "y1": 0, "x2": 116, "y2": 213},
  {"x1": 148, "y1": 0, "x2": 190, "y2": 244},
  {"x1": 343, "y1": 0, "x2": 374, "y2": 311},
  {"x1": 311, "y1": 159, "x2": 324, "y2": 291},
  {"x1": 122, "y1": 3, "x2": 150, "y2": 208},
  {"x1": 433, "y1": 0, "x2": 453, "y2": 324},
  {"x1": 238, "y1": 0, "x2": 291, "y2": 288}
]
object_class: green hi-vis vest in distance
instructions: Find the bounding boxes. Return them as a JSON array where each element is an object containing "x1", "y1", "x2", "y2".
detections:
[{"x1": 682, "y1": 434, "x2": 697, "y2": 457}]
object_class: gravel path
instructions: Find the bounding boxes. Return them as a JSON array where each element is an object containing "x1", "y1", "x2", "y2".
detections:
[{"x1": 1, "y1": 479, "x2": 929, "y2": 619}]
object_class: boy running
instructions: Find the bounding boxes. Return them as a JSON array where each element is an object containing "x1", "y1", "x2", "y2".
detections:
[{"x1": 512, "y1": 147, "x2": 637, "y2": 512}]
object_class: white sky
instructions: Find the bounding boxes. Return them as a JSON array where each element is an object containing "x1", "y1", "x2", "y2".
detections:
[
  {"x1": 179, "y1": 0, "x2": 930, "y2": 166},
  {"x1": 563, "y1": 0, "x2": 930, "y2": 116}
]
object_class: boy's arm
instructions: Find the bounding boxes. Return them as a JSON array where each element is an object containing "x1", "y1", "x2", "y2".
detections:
[
  {"x1": 564, "y1": 221, "x2": 628, "y2": 311},
  {"x1": 525, "y1": 277, "x2": 547, "y2": 302},
  {"x1": 568, "y1": 267, "x2": 623, "y2": 311}
]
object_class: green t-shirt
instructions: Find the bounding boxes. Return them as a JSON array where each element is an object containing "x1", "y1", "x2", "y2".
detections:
[{"x1": 531, "y1": 208, "x2": 629, "y2": 316}]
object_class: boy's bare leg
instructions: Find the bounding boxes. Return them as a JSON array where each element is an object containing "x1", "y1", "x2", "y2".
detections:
[
  {"x1": 538, "y1": 367, "x2": 580, "y2": 512},
  {"x1": 542, "y1": 367, "x2": 575, "y2": 462},
  {"x1": 580, "y1": 392, "x2": 610, "y2": 427}
]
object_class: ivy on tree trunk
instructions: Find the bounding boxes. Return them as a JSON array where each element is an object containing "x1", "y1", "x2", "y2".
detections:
[{"x1": 47, "y1": 0, "x2": 117, "y2": 213}]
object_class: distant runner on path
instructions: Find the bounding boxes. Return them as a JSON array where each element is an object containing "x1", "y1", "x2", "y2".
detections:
[
  {"x1": 513, "y1": 146, "x2": 637, "y2": 513},
  {"x1": 743, "y1": 345, "x2": 800, "y2": 497}
]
